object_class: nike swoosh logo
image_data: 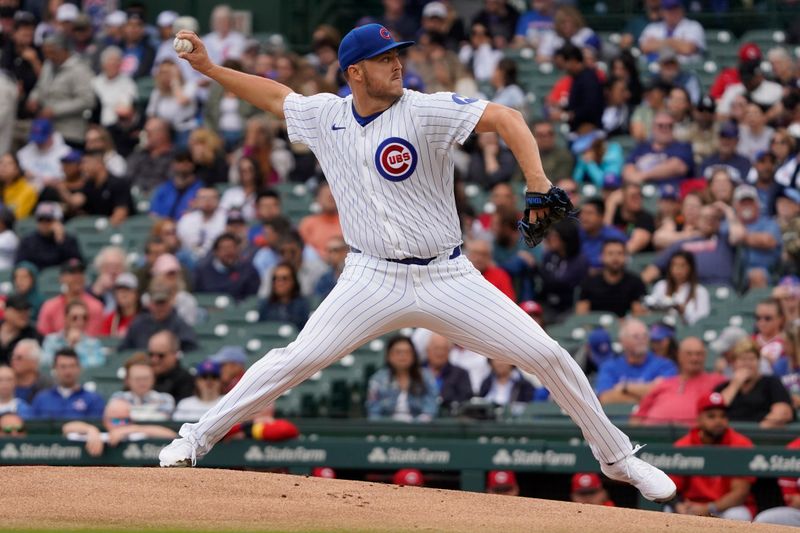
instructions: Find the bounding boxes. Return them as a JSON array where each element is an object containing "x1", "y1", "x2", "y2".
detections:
[{"x1": 331, "y1": 125, "x2": 346, "y2": 131}]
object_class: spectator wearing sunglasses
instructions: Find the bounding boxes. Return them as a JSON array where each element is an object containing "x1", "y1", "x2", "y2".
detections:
[
  {"x1": 173, "y1": 360, "x2": 224, "y2": 422},
  {"x1": 62, "y1": 398, "x2": 177, "y2": 457},
  {"x1": 41, "y1": 300, "x2": 105, "y2": 369},
  {"x1": 0, "y1": 413, "x2": 26, "y2": 438},
  {"x1": 145, "y1": 330, "x2": 195, "y2": 403}
]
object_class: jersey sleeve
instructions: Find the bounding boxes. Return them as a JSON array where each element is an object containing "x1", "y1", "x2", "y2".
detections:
[
  {"x1": 283, "y1": 92, "x2": 340, "y2": 149},
  {"x1": 414, "y1": 91, "x2": 489, "y2": 146}
]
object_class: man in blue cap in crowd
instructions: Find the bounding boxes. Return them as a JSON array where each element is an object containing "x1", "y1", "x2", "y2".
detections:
[{"x1": 16, "y1": 118, "x2": 70, "y2": 189}]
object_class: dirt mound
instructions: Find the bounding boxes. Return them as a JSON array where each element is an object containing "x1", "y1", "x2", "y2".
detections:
[{"x1": 0, "y1": 467, "x2": 791, "y2": 532}]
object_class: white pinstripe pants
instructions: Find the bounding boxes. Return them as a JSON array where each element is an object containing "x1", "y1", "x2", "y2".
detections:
[{"x1": 180, "y1": 252, "x2": 633, "y2": 463}]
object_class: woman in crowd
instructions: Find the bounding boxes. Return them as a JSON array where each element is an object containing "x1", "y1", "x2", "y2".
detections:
[
  {"x1": 0, "y1": 153, "x2": 36, "y2": 220},
  {"x1": 258, "y1": 263, "x2": 309, "y2": 329},
  {"x1": 458, "y1": 22, "x2": 502, "y2": 83},
  {"x1": 41, "y1": 301, "x2": 105, "y2": 369},
  {"x1": 173, "y1": 360, "x2": 225, "y2": 422},
  {"x1": 609, "y1": 52, "x2": 642, "y2": 108},
  {"x1": 0, "y1": 206, "x2": 17, "y2": 271},
  {"x1": 366, "y1": 335, "x2": 438, "y2": 422},
  {"x1": 490, "y1": 58, "x2": 527, "y2": 119},
  {"x1": 714, "y1": 338, "x2": 794, "y2": 428},
  {"x1": 220, "y1": 157, "x2": 263, "y2": 221},
  {"x1": 111, "y1": 353, "x2": 174, "y2": 422},
  {"x1": 91, "y1": 46, "x2": 138, "y2": 131},
  {"x1": 188, "y1": 128, "x2": 228, "y2": 186},
  {"x1": 647, "y1": 251, "x2": 710, "y2": 325},
  {"x1": 667, "y1": 87, "x2": 694, "y2": 143},
  {"x1": 228, "y1": 116, "x2": 287, "y2": 185},
  {"x1": 12, "y1": 262, "x2": 44, "y2": 322},
  {"x1": 754, "y1": 298, "x2": 790, "y2": 376},
  {"x1": 536, "y1": 6, "x2": 599, "y2": 63},
  {"x1": 705, "y1": 167, "x2": 736, "y2": 205},
  {"x1": 773, "y1": 276, "x2": 800, "y2": 326},
  {"x1": 479, "y1": 359, "x2": 538, "y2": 406},
  {"x1": 146, "y1": 60, "x2": 197, "y2": 148},
  {"x1": 84, "y1": 125, "x2": 128, "y2": 177},
  {"x1": 769, "y1": 128, "x2": 796, "y2": 168},
  {"x1": 537, "y1": 219, "x2": 588, "y2": 323},
  {"x1": 100, "y1": 273, "x2": 141, "y2": 338},
  {"x1": 601, "y1": 76, "x2": 632, "y2": 137},
  {"x1": 649, "y1": 323, "x2": 679, "y2": 363}
]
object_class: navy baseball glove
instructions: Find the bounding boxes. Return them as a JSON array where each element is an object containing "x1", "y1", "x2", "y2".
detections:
[{"x1": 517, "y1": 186, "x2": 577, "y2": 247}]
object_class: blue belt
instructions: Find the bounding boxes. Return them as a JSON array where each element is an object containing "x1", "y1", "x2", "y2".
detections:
[{"x1": 350, "y1": 246, "x2": 461, "y2": 266}]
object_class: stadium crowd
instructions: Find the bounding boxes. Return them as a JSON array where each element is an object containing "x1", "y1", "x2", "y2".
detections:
[{"x1": 0, "y1": 0, "x2": 798, "y2": 523}]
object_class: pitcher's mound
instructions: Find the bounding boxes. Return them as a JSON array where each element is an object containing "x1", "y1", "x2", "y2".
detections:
[{"x1": 0, "y1": 466, "x2": 791, "y2": 532}]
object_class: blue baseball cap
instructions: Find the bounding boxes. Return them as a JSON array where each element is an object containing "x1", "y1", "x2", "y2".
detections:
[
  {"x1": 659, "y1": 184, "x2": 680, "y2": 201},
  {"x1": 338, "y1": 23, "x2": 414, "y2": 73},
  {"x1": 195, "y1": 359, "x2": 221, "y2": 378},
  {"x1": 29, "y1": 118, "x2": 53, "y2": 144},
  {"x1": 649, "y1": 323, "x2": 675, "y2": 342},
  {"x1": 587, "y1": 328, "x2": 615, "y2": 366},
  {"x1": 570, "y1": 130, "x2": 606, "y2": 155},
  {"x1": 60, "y1": 149, "x2": 83, "y2": 163},
  {"x1": 210, "y1": 346, "x2": 247, "y2": 366}
]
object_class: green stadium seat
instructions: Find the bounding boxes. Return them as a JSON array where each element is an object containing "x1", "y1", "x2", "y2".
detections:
[
  {"x1": 740, "y1": 29, "x2": 786, "y2": 51},
  {"x1": 629, "y1": 252, "x2": 657, "y2": 275},
  {"x1": 136, "y1": 76, "x2": 155, "y2": 107}
]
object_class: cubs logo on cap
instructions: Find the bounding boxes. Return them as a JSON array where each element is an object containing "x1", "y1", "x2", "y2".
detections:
[
  {"x1": 338, "y1": 23, "x2": 414, "y2": 72},
  {"x1": 375, "y1": 137, "x2": 417, "y2": 182}
]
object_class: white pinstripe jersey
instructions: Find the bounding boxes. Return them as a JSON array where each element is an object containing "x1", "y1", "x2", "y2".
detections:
[{"x1": 283, "y1": 89, "x2": 489, "y2": 260}]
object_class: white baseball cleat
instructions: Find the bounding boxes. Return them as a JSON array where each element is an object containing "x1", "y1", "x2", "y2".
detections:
[
  {"x1": 601, "y1": 446, "x2": 677, "y2": 503},
  {"x1": 159, "y1": 437, "x2": 197, "y2": 468}
]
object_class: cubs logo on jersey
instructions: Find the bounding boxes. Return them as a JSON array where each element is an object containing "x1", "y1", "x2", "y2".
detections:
[{"x1": 375, "y1": 137, "x2": 418, "y2": 182}]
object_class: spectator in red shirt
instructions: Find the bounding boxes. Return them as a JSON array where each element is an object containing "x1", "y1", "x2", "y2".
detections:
[
  {"x1": 668, "y1": 392, "x2": 756, "y2": 521},
  {"x1": 100, "y1": 273, "x2": 141, "y2": 338},
  {"x1": 464, "y1": 238, "x2": 516, "y2": 301},
  {"x1": 709, "y1": 43, "x2": 761, "y2": 101},
  {"x1": 632, "y1": 337, "x2": 726, "y2": 425},
  {"x1": 754, "y1": 437, "x2": 800, "y2": 526},
  {"x1": 570, "y1": 472, "x2": 615, "y2": 506},
  {"x1": 37, "y1": 259, "x2": 104, "y2": 337}
]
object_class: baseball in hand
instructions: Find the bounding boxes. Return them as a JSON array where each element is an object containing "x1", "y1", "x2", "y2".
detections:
[{"x1": 173, "y1": 37, "x2": 194, "y2": 54}]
